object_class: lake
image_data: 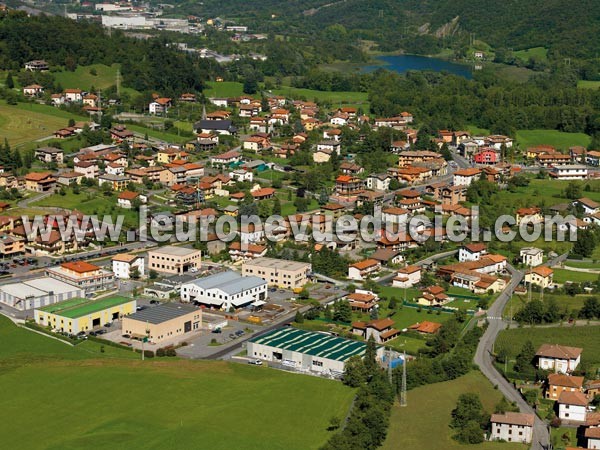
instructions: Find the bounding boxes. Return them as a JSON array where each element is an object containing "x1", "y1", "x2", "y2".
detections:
[{"x1": 362, "y1": 54, "x2": 473, "y2": 79}]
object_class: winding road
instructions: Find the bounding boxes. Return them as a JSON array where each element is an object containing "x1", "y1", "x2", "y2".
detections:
[{"x1": 474, "y1": 264, "x2": 551, "y2": 450}]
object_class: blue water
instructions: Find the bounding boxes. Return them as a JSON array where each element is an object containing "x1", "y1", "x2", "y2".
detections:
[{"x1": 362, "y1": 54, "x2": 473, "y2": 79}]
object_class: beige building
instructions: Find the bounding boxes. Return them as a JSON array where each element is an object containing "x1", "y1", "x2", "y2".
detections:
[
  {"x1": 148, "y1": 246, "x2": 202, "y2": 275},
  {"x1": 242, "y1": 257, "x2": 311, "y2": 289},
  {"x1": 122, "y1": 303, "x2": 201, "y2": 344}
]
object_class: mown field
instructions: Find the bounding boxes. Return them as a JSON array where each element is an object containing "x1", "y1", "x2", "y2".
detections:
[
  {"x1": 53, "y1": 64, "x2": 120, "y2": 91},
  {"x1": 0, "y1": 315, "x2": 354, "y2": 450},
  {"x1": 495, "y1": 178, "x2": 600, "y2": 208},
  {"x1": 0, "y1": 101, "x2": 77, "y2": 146},
  {"x1": 496, "y1": 325, "x2": 600, "y2": 367},
  {"x1": 515, "y1": 129, "x2": 591, "y2": 149},
  {"x1": 551, "y1": 268, "x2": 599, "y2": 284},
  {"x1": 514, "y1": 47, "x2": 548, "y2": 62},
  {"x1": 382, "y1": 371, "x2": 526, "y2": 450}
]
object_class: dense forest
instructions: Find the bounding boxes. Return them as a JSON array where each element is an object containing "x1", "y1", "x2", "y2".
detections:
[{"x1": 0, "y1": 11, "x2": 212, "y2": 95}]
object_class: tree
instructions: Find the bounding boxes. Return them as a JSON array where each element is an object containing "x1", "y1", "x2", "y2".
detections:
[
  {"x1": 451, "y1": 393, "x2": 485, "y2": 430},
  {"x1": 294, "y1": 311, "x2": 304, "y2": 323},
  {"x1": 333, "y1": 300, "x2": 352, "y2": 323},
  {"x1": 149, "y1": 269, "x2": 158, "y2": 280},
  {"x1": 342, "y1": 355, "x2": 367, "y2": 387},
  {"x1": 370, "y1": 306, "x2": 379, "y2": 320},
  {"x1": 579, "y1": 297, "x2": 600, "y2": 319},
  {"x1": 364, "y1": 335, "x2": 378, "y2": 373},
  {"x1": 514, "y1": 340, "x2": 536, "y2": 376},
  {"x1": 272, "y1": 197, "x2": 282, "y2": 216},
  {"x1": 5, "y1": 72, "x2": 14, "y2": 89},
  {"x1": 243, "y1": 76, "x2": 258, "y2": 95},
  {"x1": 130, "y1": 267, "x2": 140, "y2": 280}
]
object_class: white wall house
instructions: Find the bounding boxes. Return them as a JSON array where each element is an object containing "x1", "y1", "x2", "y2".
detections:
[
  {"x1": 550, "y1": 165, "x2": 588, "y2": 180},
  {"x1": 366, "y1": 174, "x2": 391, "y2": 191},
  {"x1": 112, "y1": 254, "x2": 145, "y2": 279},
  {"x1": 458, "y1": 243, "x2": 487, "y2": 262},
  {"x1": 557, "y1": 391, "x2": 588, "y2": 422},
  {"x1": 489, "y1": 413, "x2": 534, "y2": 444},
  {"x1": 348, "y1": 259, "x2": 381, "y2": 281},
  {"x1": 520, "y1": 247, "x2": 543, "y2": 267},
  {"x1": 180, "y1": 271, "x2": 267, "y2": 310},
  {"x1": 453, "y1": 168, "x2": 482, "y2": 186},
  {"x1": 536, "y1": 344, "x2": 582, "y2": 374},
  {"x1": 392, "y1": 265, "x2": 421, "y2": 288}
]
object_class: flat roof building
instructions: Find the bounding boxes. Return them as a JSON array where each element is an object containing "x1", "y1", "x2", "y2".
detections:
[
  {"x1": 122, "y1": 303, "x2": 201, "y2": 344},
  {"x1": 241, "y1": 257, "x2": 311, "y2": 289},
  {"x1": 180, "y1": 271, "x2": 267, "y2": 310},
  {"x1": 34, "y1": 296, "x2": 136, "y2": 334},
  {"x1": 0, "y1": 277, "x2": 85, "y2": 311},
  {"x1": 248, "y1": 327, "x2": 383, "y2": 375},
  {"x1": 148, "y1": 245, "x2": 202, "y2": 275}
]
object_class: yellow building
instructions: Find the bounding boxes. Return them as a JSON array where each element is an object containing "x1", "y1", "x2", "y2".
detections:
[
  {"x1": 122, "y1": 303, "x2": 201, "y2": 344},
  {"x1": 34, "y1": 296, "x2": 136, "y2": 335}
]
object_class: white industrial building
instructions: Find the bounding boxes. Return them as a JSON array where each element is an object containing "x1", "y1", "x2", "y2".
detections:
[
  {"x1": 0, "y1": 277, "x2": 85, "y2": 311},
  {"x1": 180, "y1": 271, "x2": 267, "y2": 310},
  {"x1": 247, "y1": 327, "x2": 383, "y2": 376}
]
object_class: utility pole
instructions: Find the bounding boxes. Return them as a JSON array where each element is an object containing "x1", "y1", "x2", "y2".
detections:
[{"x1": 400, "y1": 351, "x2": 407, "y2": 407}]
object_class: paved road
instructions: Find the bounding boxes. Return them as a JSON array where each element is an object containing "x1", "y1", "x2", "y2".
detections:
[{"x1": 474, "y1": 264, "x2": 551, "y2": 450}]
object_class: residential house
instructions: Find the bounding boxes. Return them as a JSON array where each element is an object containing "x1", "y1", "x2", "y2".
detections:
[
  {"x1": 578, "y1": 198, "x2": 600, "y2": 215},
  {"x1": 316, "y1": 140, "x2": 341, "y2": 155},
  {"x1": 313, "y1": 148, "x2": 334, "y2": 163},
  {"x1": 74, "y1": 161, "x2": 99, "y2": 179},
  {"x1": 117, "y1": 191, "x2": 147, "y2": 209},
  {"x1": 57, "y1": 171, "x2": 83, "y2": 186},
  {"x1": 243, "y1": 135, "x2": 270, "y2": 152},
  {"x1": 524, "y1": 266, "x2": 554, "y2": 288},
  {"x1": 392, "y1": 265, "x2": 421, "y2": 288},
  {"x1": 453, "y1": 168, "x2": 482, "y2": 186},
  {"x1": 520, "y1": 247, "x2": 544, "y2": 267},
  {"x1": 98, "y1": 174, "x2": 129, "y2": 191},
  {"x1": 546, "y1": 373, "x2": 584, "y2": 400},
  {"x1": 228, "y1": 242, "x2": 267, "y2": 261},
  {"x1": 194, "y1": 119, "x2": 237, "y2": 135},
  {"x1": 370, "y1": 248, "x2": 403, "y2": 266},
  {"x1": 64, "y1": 89, "x2": 83, "y2": 102},
  {"x1": 210, "y1": 150, "x2": 241, "y2": 167},
  {"x1": 346, "y1": 291, "x2": 378, "y2": 312},
  {"x1": 348, "y1": 259, "x2": 381, "y2": 281},
  {"x1": 23, "y1": 84, "x2": 44, "y2": 96},
  {"x1": 335, "y1": 175, "x2": 364, "y2": 199},
  {"x1": 474, "y1": 148, "x2": 499, "y2": 165},
  {"x1": 459, "y1": 243, "x2": 487, "y2": 262},
  {"x1": 550, "y1": 165, "x2": 588, "y2": 180},
  {"x1": 536, "y1": 344, "x2": 582, "y2": 374},
  {"x1": 149, "y1": 97, "x2": 172, "y2": 114},
  {"x1": 516, "y1": 207, "x2": 543, "y2": 225},
  {"x1": 408, "y1": 321, "x2": 443, "y2": 334},
  {"x1": 82, "y1": 93, "x2": 98, "y2": 108},
  {"x1": 557, "y1": 391, "x2": 588, "y2": 422},
  {"x1": 366, "y1": 173, "x2": 392, "y2": 191},
  {"x1": 416, "y1": 286, "x2": 449, "y2": 307},
  {"x1": 34, "y1": 147, "x2": 64, "y2": 164},
  {"x1": 489, "y1": 412, "x2": 534, "y2": 444},
  {"x1": 24, "y1": 172, "x2": 56, "y2": 192},
  {"x1": 351, "y1": 317, "x2": 400, "y2": 343},
  {"x1": 25, "y1": 60, "x2": 49, "y2": 71},
  {"x1": 112, "y1": 254, "x2": 145, "y2": 279},
  {"x1": 339, "y1": 162, "x2": 364, "y2": 175},
  {"x1": 382, "y1": 207, "x2": 409, "y2": 226}
]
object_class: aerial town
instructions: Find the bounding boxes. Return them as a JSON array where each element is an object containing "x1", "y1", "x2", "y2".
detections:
[{"x1": 0, "y1": 1, "x2": 599, "y2": 450}]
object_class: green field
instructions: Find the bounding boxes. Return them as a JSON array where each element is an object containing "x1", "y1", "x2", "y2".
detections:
[
  {"x1": 382, "y1": 371, "x2": 525, "y2": 450},
  {"x1": 0, "y1": 314, "x2": 354, "y2": 450},
  {"x1": 516, "y1": 129, "x2": 591, "y2": 150},
  {"x1": 514, "y1": 47, "x2": 548, "y2": 62},
  {"x1": 204, "y1": 81, "x2": 246, "y2": 98},
  {"x1": 495, "y1": 178, "x2": 600, "y2": 208},
  {"x1": 505, "y1": 293, "x2": 589, "y2": 319},
  {"x1": 496, "y1": 325, "x2": 600, "y2": 367},
  {"x1": 272, "y1": 86, "x2": 368, "y2": 105},
  {"x1": 0, "y1": 101, "x2": 78, "y2": 146},
  {"x1": 551, "y1": 268, "x2": 599, "y2": 284},
  {"x1": 564, "y1": 260, "x2": 600, "y2": 269},
  {"x1": 578, "y1": 80, "x2": 600, "y2": 90},
  {"x1": 53, "y1": 64, "x2": 120, "y2": 91}
]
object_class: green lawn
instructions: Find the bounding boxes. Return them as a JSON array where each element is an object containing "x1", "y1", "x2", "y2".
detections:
[
  {"x1": 516, "y1": 129, "x2": 591, "y2": 150},
  {"x1": 564, "y1": 260, "x2": 600, "y2": 269},
  {"x1": 0, "y1": 315, "x2": 354, "y2": 450},
  {"x1": 0, "y1": 101, "x2": 78, "y2": 146},
  {"x1": 505, "y1": 293, "x2": 589, "y2": 319},
  {"x1": 204, "y1": 81, "x2": 246, "y2": 98},
  {"x1": 495, "y1": 178, "x2": 600, "y2": 208},
  {"x1": 30, "y1": 189, "x2": 139, "y2": 227},
  {"x1": 496, "y1": 325, "x2": 600, "y2": 367},
  {"x1": 382, "y1": 371, "x2": 526, "y2": 450},
  {"x1": 272, "y1": 86, "x2": 368, "y2": 105},
  {"x1": 551, "y1": 268, "x2": 599, "y2": 284},
  {"x1": 53, "y1": 64, "x2": 120, "y2": 91},
  {"x1": 578, "y1": 80, "x2": 600, "y2": 90},
  {"x1": 124, "y1": 122, "x2": 191, "y2": 144},
  {"x1": 467, "y1": 125, "x2": 491, "y2": 135},
  {"x1": 514, "y1": 47, "x2": 548, "y2": 62}
]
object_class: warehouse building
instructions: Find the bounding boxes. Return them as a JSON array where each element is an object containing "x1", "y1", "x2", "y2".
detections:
[
  {"x1": 121, "y1": 303, "x2": 201, "y2": 344},
  {"x1": 34, "y1": 296, "x2": 136, "y2": 334},
  {"x1": 247, "y1": 327, "x2": 383, "y2": 375},
  {"x1": 0, "y1": 277, "x2": 84, "y2": 311},
  {"x1": 180, "y1": 270, "x2": 267, "y2": 310},
  {"x1": 242, "y1": 257, "x2": 311, "y2": 289},
  {"x1": 147, "y1": 245, "x2": 202, "y2": 275}
]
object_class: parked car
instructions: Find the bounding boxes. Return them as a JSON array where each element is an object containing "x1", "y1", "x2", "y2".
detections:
[
  {"x1": 235, "y1": 330, "x2": 244, "y2": 336},
  {"x1": 150, "y1": 300, "x2": 160, "y2": 305},
  {"x1": 212, "y1": 328, "x2": 222, "y2": 334},
  {"x1": 248, "y1": 359, "x2": 262, "y2": 365}
]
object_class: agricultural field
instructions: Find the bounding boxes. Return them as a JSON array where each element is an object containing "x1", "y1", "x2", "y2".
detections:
[
  {"x1": 496, "y1": 325, "x2": 600, "y2": 367},
  {"x1": 494, "y1": 178, "x2": 600, "y2": 208},
  {"x1": 564, "y1": 260, "x2": 600, "y2": 269},
  {"x1": 382, "y1": 371, "x2": 525, "y2": 450},
  {"x1": 53, "y1": 64, "x2": 120, "y2": 91},
  {"x1": 514, "y1": 47, "x2": 548, "y2": 62},
  {"x1": 204, "y1": 81, "x2": 246, "y2": 98},
  {"x1": 577, "y1": 80, "x2": 600, "y2": 90},
  {"x1": 515, "y1": 129, "x2": 591, "y2": 150},
  {"x1": 551, "y1": 268, "x2": 599, "y2": 284},
  {"x1": 0, "y1": 101, "x2": 78, "y2": 146},
  {"x1": 0, "y1": 315, "x2": 354, "y2": 450},
  {"x1": 272, "y1": 86, "x2": 369, "y2": 106},
  {"x1": 504, "y1": 293, "x2": 590, "y2": 319}
]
